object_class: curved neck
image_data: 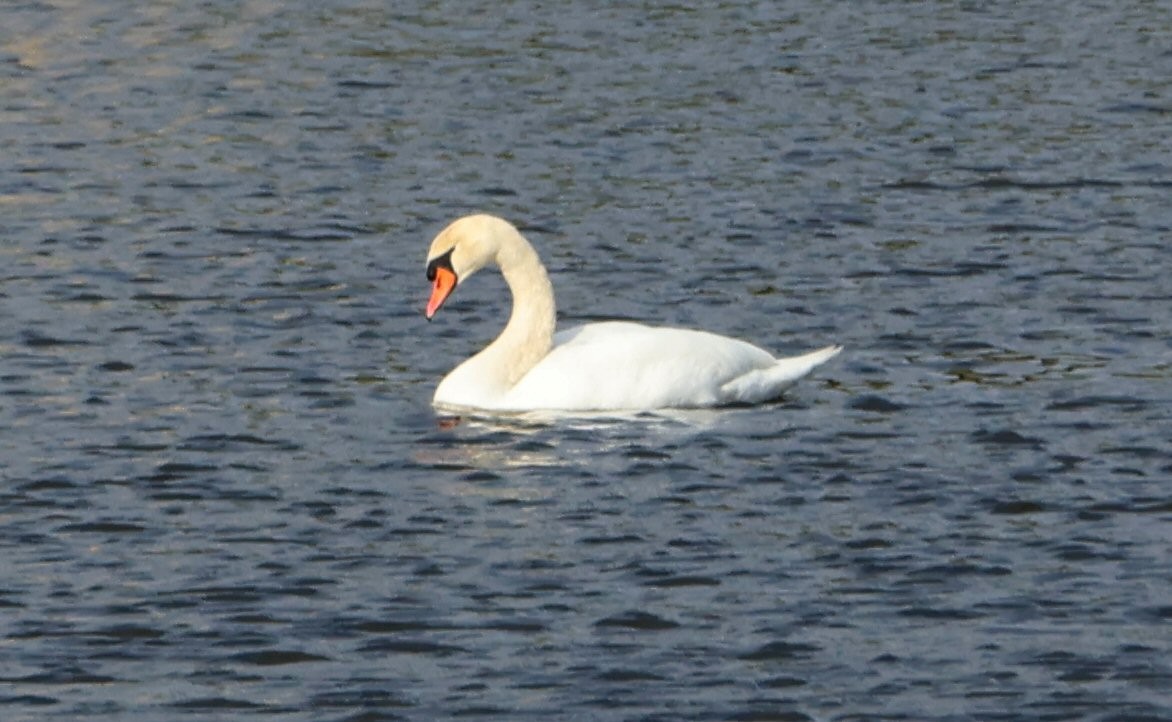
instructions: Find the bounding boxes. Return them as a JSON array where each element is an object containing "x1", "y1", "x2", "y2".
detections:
[
  {"x1": 443, "y1": 228, "x2": 556, "y2": 402},
  {"x1": 490, "y1": 233, "x2": 556, "y2": 385}
]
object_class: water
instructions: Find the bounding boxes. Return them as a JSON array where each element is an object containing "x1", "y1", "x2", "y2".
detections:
[{"x1": 2, "y1": 1, "x2": 1170, "y2": 720}]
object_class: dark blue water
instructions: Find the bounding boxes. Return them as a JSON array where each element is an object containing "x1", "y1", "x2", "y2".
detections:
[{"x1": 2, "y1": 2, "x2": 1170, "y2": 720}]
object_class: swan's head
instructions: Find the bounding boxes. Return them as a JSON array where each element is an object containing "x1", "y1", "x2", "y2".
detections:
[{"x1": 424, "y1": 214, "x2": 517, "y2": 319}]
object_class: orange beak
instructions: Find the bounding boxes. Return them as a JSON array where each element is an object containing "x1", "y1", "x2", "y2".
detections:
[{"x1": 426, "y1": 266, "x2": 457, "y2": 320}]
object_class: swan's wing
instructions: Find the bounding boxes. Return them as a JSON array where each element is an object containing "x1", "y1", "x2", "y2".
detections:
[{"x1": 505, "y1": 322, "x2": 778, "y2": 410}]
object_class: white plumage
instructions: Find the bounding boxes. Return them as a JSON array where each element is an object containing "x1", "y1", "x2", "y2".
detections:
[{"x1": 424, "y1": 215, "x2": 841, "y2": 413}]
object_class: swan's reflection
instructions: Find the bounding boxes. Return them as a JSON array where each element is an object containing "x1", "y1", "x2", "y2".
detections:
[
  {"x1": 434, "y1": 405, "x2": 732, "y2": 434},
  {"x1": 413, "y1": 405, "x2": 750, "y2": 488}
]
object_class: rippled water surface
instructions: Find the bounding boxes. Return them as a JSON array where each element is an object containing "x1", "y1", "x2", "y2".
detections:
[{"x1": 2, "y1": 2, "x2": 1170, "y2": 721}]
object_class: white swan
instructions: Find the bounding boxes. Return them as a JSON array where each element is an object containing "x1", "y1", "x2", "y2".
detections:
[{"x1": 424, "y1": 214, "x2": 841, "y2": 413}]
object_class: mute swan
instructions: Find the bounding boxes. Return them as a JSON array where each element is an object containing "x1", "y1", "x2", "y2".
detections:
[{"x1": 424, "y1": 214, "x2": 841, "y2": 412}]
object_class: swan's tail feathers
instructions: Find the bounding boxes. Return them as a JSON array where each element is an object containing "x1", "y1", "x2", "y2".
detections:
[{"x1": 720, "y1": 345, "x2": 843, "y2": 404}]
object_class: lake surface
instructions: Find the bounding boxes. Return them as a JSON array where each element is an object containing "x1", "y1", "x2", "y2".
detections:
[{"x1": 2, "y1": 2, "x2": 1170, "y2": 720}]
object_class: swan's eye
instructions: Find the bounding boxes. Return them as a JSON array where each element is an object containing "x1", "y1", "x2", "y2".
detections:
[{"x1": 426, "y1": 248, "x2": 455, "y2": 282}]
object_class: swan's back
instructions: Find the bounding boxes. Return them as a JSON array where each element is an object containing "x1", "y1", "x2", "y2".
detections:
[{"x1": 501, "y1": 321, "x2": 785, "y2": 411}]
